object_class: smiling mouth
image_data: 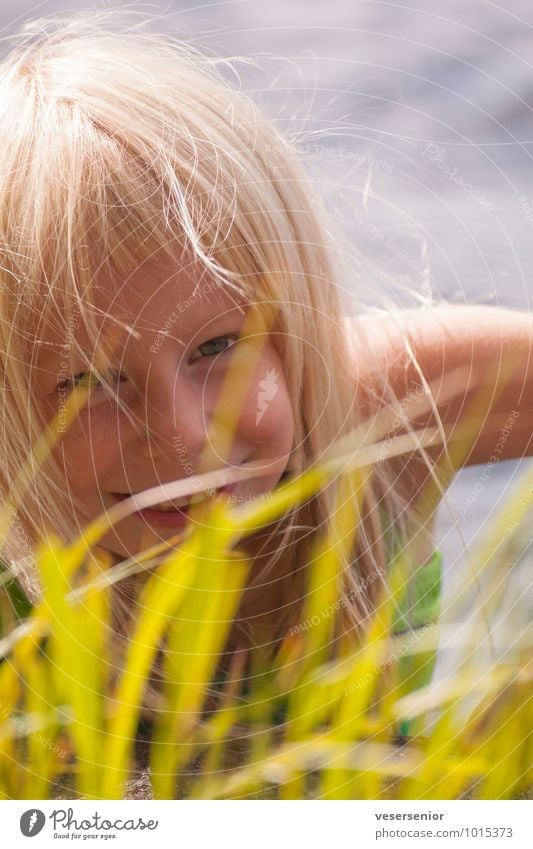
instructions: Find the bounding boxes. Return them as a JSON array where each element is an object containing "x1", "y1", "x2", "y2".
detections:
[{"x1": 110, "y1": 484, "x2": 235, "y2": 513}]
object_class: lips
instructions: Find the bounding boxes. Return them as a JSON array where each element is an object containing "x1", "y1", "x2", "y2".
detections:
[
  {"x1": 112, "y1": 490, "x2": 208, "y2": 512},
  {"x1": 109, "y1": 482, "x2": 237, "y2": 526},
  {"x1": 110, "y1": 483, "x2": 235, "y2": 513}
]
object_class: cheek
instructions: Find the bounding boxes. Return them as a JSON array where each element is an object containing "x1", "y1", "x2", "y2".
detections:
[
  {"x1": 54, "y1": 412, "x2": 122, "y2": 498},
  {"x1": 239, "y1": 354, "x2": 295, "y2": 456},
  {"x1": 252, "y1": 381, "x2": 294, "y2": 450}
]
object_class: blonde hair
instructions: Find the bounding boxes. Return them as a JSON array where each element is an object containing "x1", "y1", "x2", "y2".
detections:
[{"x1": 0, "y1": 10, "x2": 439, "y2": 650}]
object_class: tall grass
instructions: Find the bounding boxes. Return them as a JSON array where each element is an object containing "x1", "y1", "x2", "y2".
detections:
[{"x1": 0, "y1": 360, "x2": 531, "y2": 800}]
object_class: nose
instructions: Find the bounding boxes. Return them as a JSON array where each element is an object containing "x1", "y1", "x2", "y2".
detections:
[
  {"x1": 136, "y1": 372, "x2": 209, "y2": 465},
  {"x1": 133, "y1": 356, "x2": 249, "y2": 475}
]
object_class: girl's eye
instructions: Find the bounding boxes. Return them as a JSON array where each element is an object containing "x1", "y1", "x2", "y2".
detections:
[
  {"x1": 189, "y1": 334, "x2": 241, "y2": 363},
  {"x1": 56, "y1": 370, "x2": 124, "y2": 394},
  {"x1": 54, "y1": 336, "x2": 241, "y2": 393}
]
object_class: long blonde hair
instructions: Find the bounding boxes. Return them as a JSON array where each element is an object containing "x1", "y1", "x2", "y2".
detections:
[{"x1": 0, "y1": 9, "x2": 439, "y2": 649}]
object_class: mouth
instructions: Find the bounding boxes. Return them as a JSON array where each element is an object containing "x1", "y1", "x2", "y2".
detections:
[{"x1": 109, "y1": 483, "x2": 237, "y2": 527}]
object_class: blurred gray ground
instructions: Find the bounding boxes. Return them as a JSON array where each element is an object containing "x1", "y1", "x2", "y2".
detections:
[{"x1": 1, "y1": 1, "x2": 531, "y2": 666}]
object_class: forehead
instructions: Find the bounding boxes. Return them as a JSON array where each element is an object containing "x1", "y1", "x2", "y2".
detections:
[
  {"x1": 35, "y1": 257, "x2": 248, "y2": 364},
  {"x1": 94, "y1": 257, "x2": 245, "y2": 331}
]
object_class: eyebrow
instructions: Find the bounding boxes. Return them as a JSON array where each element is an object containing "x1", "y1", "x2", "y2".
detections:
[
  {"x1": 32, "y1": 318, "x2": 143, "y2": 357},
  {"x1": 33, "y1": 340, "x2": 70, "y2": 367},
  {"x1": 33, "y1": 339, "x2": 120, "y2": 373}
]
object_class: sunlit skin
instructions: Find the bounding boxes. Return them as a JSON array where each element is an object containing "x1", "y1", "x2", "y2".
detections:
[
  {"x1": 32, "y1": 256, "x2": 533, "y2": 575},
  {"x1": 33, "y1": 257, "x2": 295, "y2": 561}
]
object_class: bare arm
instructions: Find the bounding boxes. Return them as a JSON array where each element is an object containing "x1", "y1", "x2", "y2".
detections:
[{"x1": 350, "y1": 304, "x2": 533, "y2": 505}]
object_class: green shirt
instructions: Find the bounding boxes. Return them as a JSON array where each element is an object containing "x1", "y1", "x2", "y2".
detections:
[{"x1": 390, "y1": 547, "x2": 443, "y2": 736}]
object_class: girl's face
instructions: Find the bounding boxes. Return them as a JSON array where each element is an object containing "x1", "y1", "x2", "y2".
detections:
[{"x1": 34, "y1": 259, "x2": 295, "y2": 559}]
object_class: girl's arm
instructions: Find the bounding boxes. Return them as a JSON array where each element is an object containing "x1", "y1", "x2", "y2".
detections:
[{"x1": 350, "y1": 304, "x2": 533, "y2": 503}]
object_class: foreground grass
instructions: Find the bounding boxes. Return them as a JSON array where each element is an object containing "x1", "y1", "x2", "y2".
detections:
[
  {"x1": 0, "y1": 356, "x2": 531, "y2": 800},
  {"x1": 0, "y1": 447, "x2": 531, "y2": 800}
]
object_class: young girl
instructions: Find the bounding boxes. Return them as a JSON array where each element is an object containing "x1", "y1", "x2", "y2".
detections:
[{"x1": 0, "y1": 11, "x2": 532, "y2": 707}]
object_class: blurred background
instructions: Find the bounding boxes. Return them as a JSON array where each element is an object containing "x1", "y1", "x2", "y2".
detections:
[{"x1": 1, "y1": 0, "x2": 531, "y2": 673}]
